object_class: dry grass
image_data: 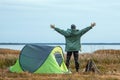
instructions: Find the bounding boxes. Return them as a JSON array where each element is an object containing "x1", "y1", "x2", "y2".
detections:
[
  {"x1": 0, "y1": 48, "x2": 19, "y2": 69},
  {"x1": 0, "y1": 48, "x2": 20, "y2": 54},
  {"x1": 93, "y1": 49, "x2": 120, "y2": 54},
  {"x1": 0, "y1": 48, "x2": 120, "y2": 80}
]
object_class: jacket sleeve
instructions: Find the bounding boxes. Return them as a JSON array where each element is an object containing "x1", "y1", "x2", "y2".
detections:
[
  {"x1": 54, "y1": 27, "x2": 69, "y2": 36},
  {"x1": 79, "y1": 26, "x2": 92, "y2": 35}
]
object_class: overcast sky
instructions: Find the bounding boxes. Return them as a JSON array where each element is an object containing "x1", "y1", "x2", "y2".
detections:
[{"x1": 0, "y1": 0, "x2": 120, "y2": 43}]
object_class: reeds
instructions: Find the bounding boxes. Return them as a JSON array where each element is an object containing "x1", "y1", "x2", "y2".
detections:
[
  {"x1": 0, "y1": 48, "x2": 19, "y2": 68},
  {"x1": 78, "y1": 49, "x2": 120, "y2": 72},
  {"x1": 0, "y1": 48, "x2": 120, "y2": 80}
]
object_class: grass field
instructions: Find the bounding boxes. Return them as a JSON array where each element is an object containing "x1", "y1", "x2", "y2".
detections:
[{"x1": 0, "y1": 48, "x2": 120, "y2": 80}]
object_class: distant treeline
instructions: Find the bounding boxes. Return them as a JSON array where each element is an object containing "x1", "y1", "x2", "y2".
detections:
[{"x1": 0, "y1": 43, "x2": 120, "y2": 45}]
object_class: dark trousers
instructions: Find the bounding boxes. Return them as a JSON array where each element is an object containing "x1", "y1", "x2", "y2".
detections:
[{"x1": 66, "y1": 51, "x2": 79, "y2": 72}]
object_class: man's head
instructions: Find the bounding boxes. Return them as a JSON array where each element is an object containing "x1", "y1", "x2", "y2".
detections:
[{"x1": 71, "y1": 24, "x2": 76, "y2": 29}]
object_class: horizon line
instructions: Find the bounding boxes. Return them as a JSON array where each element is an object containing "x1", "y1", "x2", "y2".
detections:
[{"x1": 0, "y1": 43, "x2": 120, "y2": 45}]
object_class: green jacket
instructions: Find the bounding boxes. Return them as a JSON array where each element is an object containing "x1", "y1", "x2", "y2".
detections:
[{"x1": 54, "y1": 26, "x2": 92, "y2": 52}]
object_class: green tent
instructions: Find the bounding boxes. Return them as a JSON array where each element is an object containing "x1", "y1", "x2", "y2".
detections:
[{"x1": 9, "y1": 44, "x2": 70, "y2": 74}]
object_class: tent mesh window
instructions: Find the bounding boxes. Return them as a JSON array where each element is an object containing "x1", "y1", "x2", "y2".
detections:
[{"x1": 54, "y1": 53, "x2": 63, "y2": 66}]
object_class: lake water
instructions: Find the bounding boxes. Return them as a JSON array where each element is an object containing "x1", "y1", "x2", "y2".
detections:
[{"x1": 0, "y1": 44, "x2": 120, "y2": 53}]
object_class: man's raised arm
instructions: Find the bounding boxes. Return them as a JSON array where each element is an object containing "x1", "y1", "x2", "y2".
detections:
[
  {"x1": 50, "y1": 24, "x2": 69, "y2": 36},
  {"x1": 50, "y1": 24, "x2": 55, "y2": 29},
  {"x1": 90, "y1": 22, "x2": 96, "y2": 27}
]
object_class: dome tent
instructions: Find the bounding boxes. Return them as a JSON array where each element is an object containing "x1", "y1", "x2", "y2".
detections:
[{"x1": 9, "y1": 44, "x2": 69, "y2": 74}]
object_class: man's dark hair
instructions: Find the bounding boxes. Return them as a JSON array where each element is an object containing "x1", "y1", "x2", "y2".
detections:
[{"x1": 71, "y1": 24, "x2": 76, "y2": 29}]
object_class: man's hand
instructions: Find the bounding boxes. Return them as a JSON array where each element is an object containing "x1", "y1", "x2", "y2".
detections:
[
  {"x1": 91, "y1": 22, "x2": 96, "y2": 27},
  {"x1": 50, "y1": 24, "x2": 55, "y2": 29}
]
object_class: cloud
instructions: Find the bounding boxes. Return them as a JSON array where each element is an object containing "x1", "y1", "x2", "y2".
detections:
[
  {"x1": 0, "y1": 0, "x2": 57, "y2": 6},
  {"x1": 1, "y1": 0, "x2": 120, "y2": 9},
  {"x1": 0, "y1": 0, "x2": 61, "y2": 11}
]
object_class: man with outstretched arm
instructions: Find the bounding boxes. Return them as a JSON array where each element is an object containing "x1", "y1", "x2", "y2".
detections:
[{"x1": 50, "y1": 23, "x2": 96, "y2": 72}]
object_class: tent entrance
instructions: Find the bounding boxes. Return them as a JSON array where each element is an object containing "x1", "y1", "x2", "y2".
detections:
[{"x1": 54, "y1": 52, "x2": 63, "y2": 66}]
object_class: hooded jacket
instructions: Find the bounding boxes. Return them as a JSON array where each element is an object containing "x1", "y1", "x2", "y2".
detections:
[{"x1": 54, "y1": 26, "x2": 92, "y2": 52}]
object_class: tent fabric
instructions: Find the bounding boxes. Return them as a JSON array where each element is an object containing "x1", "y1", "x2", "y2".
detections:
[
  {"x1": 9, "y1": 44, "x2": 70, "y2": 74},
  {"x1": 19, "y1": 44, "x2": 54, "y2": 73}
]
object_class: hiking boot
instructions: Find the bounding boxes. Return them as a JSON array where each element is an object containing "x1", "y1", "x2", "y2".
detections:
[{"x1": 76, "y1": 69, "x2": 79, "y2": 72}]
